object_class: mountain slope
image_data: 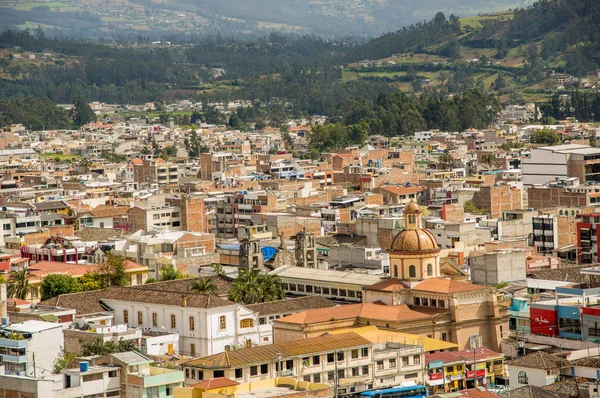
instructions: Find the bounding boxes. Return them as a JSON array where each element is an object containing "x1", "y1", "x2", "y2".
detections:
[{"x1": 0, "y1": 0, "x2": 529, "y2": 38}]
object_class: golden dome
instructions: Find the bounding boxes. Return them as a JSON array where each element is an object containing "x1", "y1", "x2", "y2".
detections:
[
  {"x1": 404, "y1": 200, "x2": 421, "y2": 213},
  {"x1": 390, "y1": 228, "x2": 439, "y2": 252}
]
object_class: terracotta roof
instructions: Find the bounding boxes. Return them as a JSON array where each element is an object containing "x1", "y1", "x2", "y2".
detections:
[
  {"x1": 246, "y1": 296, "x2": 336, "y2": 316},
  {"x1": 412, "y1": 278, "x2": 488, "y2": 294},
  {"x1": 75, "y1": 227, "x2": 128, "y2": 242},
  {"x1": 41, "y1": 285, "x2": 236, "y2": 313},
  {"x1": 528, "y1": 265, "x2": 588, "y2": 284},
  {"x1": 363, "y1": 278, "x2": 408, "y2": 292},
  {"x1": 131, "y1": 276, "x2": 232, "y2": 297},
  {"x1": 499, "y1": 385, "x2": 567, "y2": 398},
  {"x1": 508, "y1": 352, "x2": 571, "y2": 370},
  {"x1": 130, "y1": 158, "x2": 143, "y2": 165},
  {"x1": 380, "y1": 186, "x2": 425, "y2": 195},
  {"x1": 391, "y1": 228, "x2": 439, "y2": 252},
  {"x1": 186, "y1": 332, "x2": 370, "y2": 369},
  {"x1": 277, "y1": 302, "x2": 435, "y2": 325},
  {"x1": 89, "y1": 205, "x2": 130, "y2": 218},
  {"x1": 193, "y1": 377, "x2": 240, "y2": 390},
  {"x1": 542, "y1": 377, "x2": 580, "y2": 398},
  {"x1": 27, "y1": 260, "x2": 144, "y2": 281},
  {"x1": 34, "y1": 200, "x2": 70, "y2": 211}
]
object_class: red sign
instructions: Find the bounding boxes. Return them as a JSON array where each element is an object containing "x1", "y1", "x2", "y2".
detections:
[
  {"x1": 466, "y1": 370, "x2": 486, "y2": 378},
  {"x1": 430, "y1": 373, "x2": 443, "y2": 381},
  {"x1": 529, "y1": 307, "x2": 558, "y2": 336}
]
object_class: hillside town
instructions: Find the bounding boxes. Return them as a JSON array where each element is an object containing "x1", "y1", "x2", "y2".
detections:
[{"x1": 1, "y1": 101, "x2": 600, "y2": 398}]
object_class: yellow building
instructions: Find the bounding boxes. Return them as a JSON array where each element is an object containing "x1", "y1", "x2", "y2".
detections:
[{"x1": 174, "y1": 377, "x2": 331, "y2": 398}]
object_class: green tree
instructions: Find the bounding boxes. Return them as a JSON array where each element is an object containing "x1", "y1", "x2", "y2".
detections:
[
  {"x1": 79, "y1": 272, "x2": 103, "y2": 291},
  {"x1": 98, "y1": 253, "x2": 129, "y2": 287},
  {"x1": 7, "y1": 268, "x2": 32, "y2": 300},
  {"x1": 212, "y1": 263, "x2": 225, "y2": 277},
  {"x1": 52, "y1": 347, "x2": 76, "y2": 374},
  {"x1": 81, "y1": 337, "x2": 137, "y2": 356},
  {"x1": 530, "y1": 129, "x2": 560, "y2": 146},
  {"x1": 40, "y1": 274, "x2": 81, "y2": 300},
  {"x1": 189, "y1": 278, "x2": 218, "y2": 295},
  {"x1": 228, "y1": 268, "x2": 285, "y2": 304},
  {"x1": 481, "y1": 153, "x2": 495, "y2": 167},
  {"x1": 438, "y1": 151, "x2": 454, "y2": 164},
  {"x1": 69, "y1": 97, "x2": 96, "y2": 128},
  {"x1": 160, "y1": 265, "x2": 184, "y2": 281},
  {"x1": 464, "y1": 200, "x2": 487, "y2": 215}
]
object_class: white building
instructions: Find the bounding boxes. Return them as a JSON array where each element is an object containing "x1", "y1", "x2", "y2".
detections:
[{"x1": 508, "y1": 352, "x2": 569, "y2": 389}]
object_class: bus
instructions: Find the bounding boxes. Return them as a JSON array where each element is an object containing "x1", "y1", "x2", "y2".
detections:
[{"x1": 358, "y1": 385, "x2": 428, "y2": 398}]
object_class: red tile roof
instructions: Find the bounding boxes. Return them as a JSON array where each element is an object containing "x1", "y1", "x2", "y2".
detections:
[
  {"x1": 193, "y1": 377, "x2": 240, "y2": 390},
  {"x1": 412, "y1": 278, "x2": 488, "y2": 294},
  {"x1": 27, "y1": 260, "x2": 144, "y2": 281}
]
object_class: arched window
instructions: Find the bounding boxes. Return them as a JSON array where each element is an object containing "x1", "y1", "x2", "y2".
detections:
[
  {"x1": 571, "y1": 210, "x2": 575, "y2": 216},
  {"x1": 240, "y1": 318, "x2": 254, "y2": 328},
  {"x1": 393, "y1": 265, "x2": 398, "y2": 278},
  {"x1": 427, "y1": 264, "x2": 433, "y2": 277},
  {"x1": 518, "y1": 371, "x2": 528, "y2": 384},
  {"x1": 559, "y1": 210, "x2": 563, "y2": 215},
  {"x1": 219, "y1": 315, "x2": 227, "y2": 330},
  {"x1": 409, "y1": 265, "x2": 416, "y2": 278}
]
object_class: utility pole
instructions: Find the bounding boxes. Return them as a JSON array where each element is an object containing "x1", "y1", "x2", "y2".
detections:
[
  {"x1": 334, "y1": 350, "x2": 339, "y2": 398},
  {"x1": 471, "y1": 334, "x2": 478, "y2": 388},
  {"x1": 33, "y1": 352, "x2": 37, "y2": 378}
]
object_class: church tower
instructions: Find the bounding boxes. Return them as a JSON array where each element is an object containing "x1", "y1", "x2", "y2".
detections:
[
  {"x1": 295, "y1": 229, "x2": 317, "y2": 268},
  {"x1": 389, "y1": 200, "x2": 441, "y2": 281},
  {"x1": 239, "y1": 235, "x2": 263, "y2": 270}
]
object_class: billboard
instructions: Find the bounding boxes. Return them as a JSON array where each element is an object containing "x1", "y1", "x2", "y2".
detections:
[{"x1": 530, "y1": 306, "x2": 558, "y2": 336}]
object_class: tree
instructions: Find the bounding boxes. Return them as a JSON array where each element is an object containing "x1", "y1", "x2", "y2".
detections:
[
  {"x1": 530, "y1": 129, "x2": 560, "y2": 146},
  {"x1": 97, "y1": 253, "x2": 129, "y2": 287},
  {"x1": 53, "y1": 347, "x2": 76, "y2": 374},
  {"x1": 228, "y1": 268, "x2": 285, "y2": 304},
  {"x1": 69, "y1": 97, "x2": 96, "y2": 128},
  {"x1": 81, "y1": 337, "x2": 137, "y2": 356},
  {"x1": 438, "y1": 151, "x2": 454, "y2": 164},
  {"x1": 79, "y1": 272, "x2": 103, "y2": 291},
  {"x1": 481, "y1": 153, "x2": 495, "y2": 167},
  {"x1": 212, "y1": 263, "x2": 225, "y2": 277},
  {"x1": 189, "y1": 278, "x2": 219, "y2": 295},
  {"x1": 464, "y1": 200, "x2": 487, "y2": 215},
  {"x1": 7, "y1": 268, "x2": 32, "y2": 300},
  {"x1": 40, "y1": 274, "x2": 81, "y2": 300},
  {"x1": 160, "y1": 265, "x2": 184, "y2": 281}
]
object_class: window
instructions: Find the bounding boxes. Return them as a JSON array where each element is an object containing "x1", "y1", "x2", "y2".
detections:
[
  {"x1": 212, "y1": 370, "x2": 222, "y2": 378},
  {"x1": 137, "y1": 311, "x2": 143, "y2": 325},
  {"x1": 328, "y1": 371, "x2": 335, "y2": 381},
  {"x1": 446, "y1": 366, "x2": 454, "y2": 373},
  {"x1": 414, "y1": 297, "x2": 420, "y2": 305},
  {"x1": 422, "y1": 298, "x2": 429, "y2": 306},
  {"x1": 259, "y1": 317, "x2": 266, "y2": 325},
  {"x1": 123, "y1": 310, "x2": 129, "y2": 323},
  {"x1": 82, "y1": 373, "x2": 103, "y2": 382},
  {"x1": 361, "y1": 347, "x2": 369, "y2": 357},
  {"x1": 190, "y1": 344, "x2": 196, "y2": 357},
  {"x1": 219, "y1": 316, "x2": 226, "y2": 330},
  {"x1": 405, "y1": 373, "x2": 418, "y2": 379},
  {"x1": 402, "y1": 357, "x2": 409, "y2": 366},
  {"x1": 352, "y1": 367, "x2": 359, "y2": 376},
  {"x1": 351, "y1": 349, "x2": 359, "y2": 359},
  {"x1": 377, "y1": 360, "x2": 384, "y2": 370},
  {"x1": 170, "y1": 314, "x2": 176, "y2": 329},
  {"x1": 152, "y1": 313, "x2": 157, "y2": 327},
  {"x1": 442, "y1": 333, "x2": 447, "y2": 341},
  {"x1": 427, "y1": 264, "x2": 432, "y2": 276},
  {"x1": 327, "y1": 353, "x2": 335, "y2": 363},
  {"x1": 261, "y1": 364, "x2": 268, "y2": 374},
  {"x1": 250, "y1": 366, "x2": 258, "y2": 376},
  {"x1": 191, "y1": 370, "x2": 196, "y2": 379},
  {"x1": 313, "y1": 355, "x2": 320, "y2": 365},
  {"x1": 286, "y1": 360, "x2": 293, "y2": 370},
  {"x1": 108, "y1": 370, "x2": 118, "y2": 378},
  {"x1": 106, "y1": 391, "x2": 120, "y2": 397},
  {"x1": 413, "y1": 355, "x2": 421, "y2": 364},
  {"x1": 518, "y1": 371, "x2": 528, "y2": 384},
  {"x1": 185, "y1": 369, "x2": 190, "y2": 378},
  {"x1": 235, "y1": 368, "x2": 243, "y2": 379},
  {"x1": 166, "y1": 383, "x2": 177, "y2": 396},
  {"x1": 337, "y1": 369, "x2": 344, "y2": 380},
  {"x1": 147, "y1": 386, "x2": 159, "y2": 398},
  {"x1": 409, "y1": 265, "x2": 416, "y2": 278},
  {"x1": 303, "y1": 375, "x2": 311, "y2": 382},
  {"x1": 313, "y1": 374, "x2": 321, "y2": 383},
  {"x1": 362, "y1": 365, "x2": 369, "y2": 375},
  {"x1": 389, "y1": 358, "x2": 396, "y2": 368},
  {"x1": 189, "y1": 316, "x2": 195, "y2": 331},
  {"x1": 337, "y1": 352, "x2": 344, "y2": 361},
  {"x1": 240, "y1": 318, "x2": 254, "y2": 328}
]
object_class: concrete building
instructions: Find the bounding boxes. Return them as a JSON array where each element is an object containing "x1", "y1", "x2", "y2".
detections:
[
  {"x1": 468, "y1": 249, "x2": 527, "y2": 286},
  {"x1": 215, "y1": 191, "x2": 277, "y2": 239},
  {"x1": 508, "y1": 352, "x2": 570, "y2": 389},
  {"x1": 133, "y1": 159, "x2": 179, "y2": 186},
  {"x1": 522, "y1": 144, "x2": 600, "y2": 188}
]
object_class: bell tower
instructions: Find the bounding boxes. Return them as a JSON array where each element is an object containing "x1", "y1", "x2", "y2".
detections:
[
  {"x1": 295, "y1": 229, "x2": 317, "y2": 268},
  {"x1": 239, "y1": 234, "x2": 263, "y2": 270}
]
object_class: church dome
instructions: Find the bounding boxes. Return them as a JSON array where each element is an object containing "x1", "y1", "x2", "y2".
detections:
[
  {"x1": 390, "y1": 228, "x2": 439, "y2": 252},
  {"x1": 404, "y1": 200, "x2": 421, "y2": 213}
]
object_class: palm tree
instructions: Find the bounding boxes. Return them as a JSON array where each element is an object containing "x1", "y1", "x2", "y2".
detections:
[
  {"x1": 189, "y1": 278, "x2": 218, "y2": 295},
  {"x1": 258, "y1": 274, "x2": 285, "y2": 302},
  {"x1": 228, "y1": 269, "x2": 285, "y2": 304},
  {"x1": 7, "y1": 268, "x2": 32, "y2": 300}
]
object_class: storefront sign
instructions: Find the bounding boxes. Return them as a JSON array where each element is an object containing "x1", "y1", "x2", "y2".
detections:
[
  {"x1": 466, "y1": 370, "x2": 486, "y2": 378},
  {"x1": 430, "y1": 372, "x2": 444, "y2": 381}
]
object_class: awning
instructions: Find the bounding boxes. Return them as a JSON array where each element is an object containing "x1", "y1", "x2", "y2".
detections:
[
  {"x1": 426, "y1": 379, "x2": 445, "y2": 386},
  {"x1": 39, "y1": 314, "x2": 59, "y2": 322}
]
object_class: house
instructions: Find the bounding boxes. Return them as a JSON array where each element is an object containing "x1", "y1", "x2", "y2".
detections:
[
  {"x1": 61, "y1": 363, "x2": 122, "y2": 398},
  {"x1": 508, "y1": 352, "x2": 571, "y2": 389}
]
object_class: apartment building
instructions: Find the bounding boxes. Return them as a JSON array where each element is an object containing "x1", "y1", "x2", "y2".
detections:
[
  {"x1": 215, "y1": 191, "x2": 277, "y2": 239},
  {"x1": 133, "y1": 159, "x2": 179, "y2": 185},
  {"x1": 577, "y1": 213, "x2": 600, "y2": 264},
  {"x1": 126, "y1": 205, "x2": 182, "y2": 232}
]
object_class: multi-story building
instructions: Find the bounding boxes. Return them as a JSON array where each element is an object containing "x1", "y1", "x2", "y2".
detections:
[
  {"x1": 577, "y1": 212, "x2": 600, "y2": 264},
  {"x1": 0, "y1": 320, "x2": 63, "y2": 377},
  {"x1": 182, "y1": 332, "x2": 416, "y2": 396},
  {"x1": 468, "y1": 250, "x2": 527, "y2": 286},
  {"x1": 215, "y1": 191, "x2": 277, "y2": 239},
  {"x1": 522, "y1": 144, "x2": 600, "y2": 188},
  {"x1": 532, "y1": 214, "x2": 559, "y2": 254},
  {"x1": 126, "y1": 204, "x2": 182, "y2": 232},
  {"x1": 133, "y1": 159, "x2": 179, "y2": 186}
]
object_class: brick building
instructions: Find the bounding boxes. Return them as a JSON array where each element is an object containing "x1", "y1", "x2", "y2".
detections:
[{"x1": 476, "y1": 185, "x2": 524, "y2": 218}]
